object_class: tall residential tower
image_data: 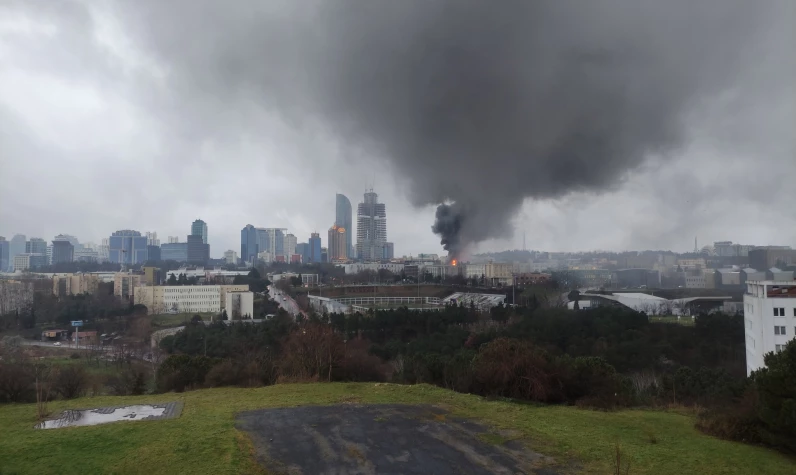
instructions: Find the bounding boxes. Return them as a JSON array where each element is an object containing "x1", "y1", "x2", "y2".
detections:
[{"x1": 355, "y1": 189, "x2": 394, "y2": 260}]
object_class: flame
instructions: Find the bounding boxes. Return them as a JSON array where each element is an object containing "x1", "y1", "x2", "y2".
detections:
[{"x1": 451, "y1": 259, "x2": 457, "y2": 266}]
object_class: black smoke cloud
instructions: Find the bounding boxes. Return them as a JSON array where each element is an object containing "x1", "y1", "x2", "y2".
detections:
[{"x1": 116, "y1": 0, "x2": 778, "y2": 255}]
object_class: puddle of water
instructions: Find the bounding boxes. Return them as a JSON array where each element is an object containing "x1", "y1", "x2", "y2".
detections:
[{"x1": 37, "y1": 405, "x2": 168, "y2": 429}]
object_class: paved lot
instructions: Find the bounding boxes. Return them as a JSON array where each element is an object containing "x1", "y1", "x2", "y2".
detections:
[{"x1": 236, "y1": 404, "x2": 557, "y2": 475}]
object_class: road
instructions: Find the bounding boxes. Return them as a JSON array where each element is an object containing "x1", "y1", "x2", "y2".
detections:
[
  {"x1": 20, "y1": 340, "x2": 113, "y2": 351},
  {"x1": 267, "y1": 286, "x2": 307, "y2": 319}
]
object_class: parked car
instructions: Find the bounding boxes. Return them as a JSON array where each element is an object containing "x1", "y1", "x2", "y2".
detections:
[{"x1": 53, "y1": 342, "x2": 61, "y2": 346}]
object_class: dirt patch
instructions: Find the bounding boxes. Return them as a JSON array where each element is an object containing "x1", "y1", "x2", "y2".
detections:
[{"x1": 236, "y1": 404, "x2": 557, "y2": 474}]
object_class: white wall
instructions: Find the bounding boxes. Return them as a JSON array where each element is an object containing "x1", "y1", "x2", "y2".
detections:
[{"x1": 743, "y1": 282, "x2": 796, "y2": 375}]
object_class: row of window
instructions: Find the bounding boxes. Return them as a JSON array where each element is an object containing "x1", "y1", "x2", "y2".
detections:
[
  {"x1": 772, "y1": 307, "x2": 796, "y2": 317},
  {"x1": 773, "y1": 326, "x2": 795, "y2": 336}
]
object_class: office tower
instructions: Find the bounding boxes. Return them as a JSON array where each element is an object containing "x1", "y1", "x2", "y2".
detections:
[
  {"x1": 283, "y1": 233, "x2": 297, "y2": 259},
  {"x1": 223, "y1": 250, "x2": 239, "y2": 265},
  {"x1": 256, "y1": 228, "x2": 286, "y2": 258},
  {"x1": 191, "y1": 219, "x2": 208, "y2": 244},
  {"x1": 309, "y1": 233, "x2": 322, "y2": 263},
  {"x1": 108, "y1": 230, "x2": 149, "y2": 264},
  {"x1": 296, "y1": 243, "x2": 309, "y2": 262},
  {"x1": 328, "y1": 224, "x2": 347, "y2": 261},
  {"x1": 335, "y1": 193, "x2": 353, "y2": 258},
  {"x1": 26, "y1": 238, "x2": 48, "y2": 268},
  {"x1": 146, "y1": 232, "x2": 161, "y2": 246},
  {"x1": 168, "y1": 236, "x2": 180, "y2": 244},
  {"x1": 8, "y1": 234, "x2": 26, "y2": 271},
  {"x1": 51, "y1": 235, "x2": 75, "y2": 264},
  {"x1": 187, "y1": 234, "x2": 209, "y2": 265},
  {"x1": 356, "y1": 189, "x2": 393, "y2": 260},
  {"x1": 147, "y1": 245, "x2": 162, "y2": 262},
  {"x1": 161, "y1": 242, "x2": 188, "y2": 262},
  {"x1": 241, "y1": 225, "x2": 258, "y2": 263},
  {"x1": 0, "y1": 237, "x2": 8, "y2": 272},
  {"x1": 98, "y1": 238, "x2": 110, "y2": 262}
]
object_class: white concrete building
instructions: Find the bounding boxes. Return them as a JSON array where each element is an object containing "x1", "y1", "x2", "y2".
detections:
[
  {"x1": 134, "y1": 284, "x2": 249, "y2": 314},
  {"x1": 342, "y1": 263, "x2": 405, "y2": 275},
  {"x1": 13, "y1": 254, "x2": 31, "y2": 271},
  {"x1": 743, "y1": 280, "x2": 796, "y2": 375},
  {"x1": 223, "y1": 250, "x2": 239, "y2": 265},
  {"x1": 225, "y1": 291, "x2": 254, "y2": 319},
  {"x1": 283, "y1": 234, "x2": 297, "y2": 259}
]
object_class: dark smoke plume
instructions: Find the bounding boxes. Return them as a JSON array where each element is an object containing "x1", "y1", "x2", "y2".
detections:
[{"x1": 118, "y1": 0, "x2": 778, "y2": 255}]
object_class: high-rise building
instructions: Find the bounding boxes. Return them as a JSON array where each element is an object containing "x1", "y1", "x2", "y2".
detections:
[
  {"x1": 191, "y1": 220, "x2": 208, "y2": 244},
  {"x1": 328, "y1": 224, "x2": 347, "y2": 262},
  {"x1": 187, "y1": 234, "x2": 209, "y2": 265},
  {"x1": 256, "y1": 228, "x2": 286, "y2": 258},
  {"x1": 241, "y1": 225, "x2": 258, "y2": 264},
  {"x1": 147, "y1": 245, "x2": 162, "y2": 262},
  {"x1": 296, "y1": 243, "x2": 309, "y2": 262},
  {"x1": 8, "y1": 234, "x2": 26, "y2": 272},
  {"x1": 335, "y1": 194, "x2": 353, "y2": 258},
  {"x1": 51, "y1": 235, "x2": 75, "y2": 264},
  {"x1": 309, "y1": 233, "x2": 322, "y2": 263},
  {"x1": 0, "y1": 237, "x2": 8, "y2": 273},
  {"x1": 223, "y1": 250, "x2": 239, "y2": 265},
  {"x1": 108, "y1": 230, "x2": 149, "y2": 265},
  {"x1": 168, "y1": 236, "x2": 180, "y2": 244},
  {"x1": 161, "y1": 242, "x2": 188, "y2": 262},
  {"x1": 98, "y1": 238, "x2": 110, "y2": 262},
  {"x1": 26, "y1": 238, "x2": 48, "y2": 268},
  {"x1": 283, "y1": 233, "x2": 297, "y2": 259},
  {"x1": 356, "y1": 189, "x2": 394, "y2": 261},
  {"x1": 146, "y1": 232, "x2": 160, "y2": 246}
]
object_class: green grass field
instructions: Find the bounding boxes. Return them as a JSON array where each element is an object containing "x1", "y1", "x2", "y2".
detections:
[
  {"x1": 0, "y1": 383, "x2": 793, "y2": 474},
  {"x1": 151, "y1": 312, "x2": 214, "y2": 328}
]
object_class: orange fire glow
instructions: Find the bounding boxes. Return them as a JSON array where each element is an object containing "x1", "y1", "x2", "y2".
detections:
[{"x1": 451, "y1": 259, "x2": 457, "y2": 266}]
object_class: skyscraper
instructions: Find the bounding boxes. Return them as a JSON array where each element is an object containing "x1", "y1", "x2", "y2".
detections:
[
  {"x1": 356, "y1": 189, "x2": 394, "y2": 260},
  {"x1": 240, "y1": 225, "x2": 258, "y2": 263},
  {"x1": 8, "y1": 234, "x2": 26, "y2": 272},
  {"x1": 335, "y1": 194, "x2": 353, "y2": 258},
  {"x1": 51, "y1": 235, "x2": 75, "y2": 264},
  {"x1": 309, "y1": 233, "x2": 322, "y2": 263},
  {"x1": 0, "y1": 237, "x2": 8, "y2": 272},
  {"x1": 328, "y1": 225, "x2": 347, "y2": 261},
  {"x1": 191, "y1": 220, "x2": 208, "y2": 244},
  {"x1": 187, "y1": 234, "x2": 209, "y2": 265},
  {"x1": 283, "y1": 233, "x2": 297, "y2": 259},
  {"x1": 108, "y1": 230, "x2": 149, "y2": 264},
  {"x1": 26, "y1": 238, "x2": 48, "y2": 268},
  {"x1": 257, "y1": 228, "x2": 286, "y2": 258}
]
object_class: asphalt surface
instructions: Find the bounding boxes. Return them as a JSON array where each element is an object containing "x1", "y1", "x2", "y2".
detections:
[{"x1": 236, "y1": 404, "x2": 557, "y2": 475}]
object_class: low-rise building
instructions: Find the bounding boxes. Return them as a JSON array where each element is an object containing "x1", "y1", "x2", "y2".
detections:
[
  {"x1": 270, "y1": 273, "x2": 319, "y2": 286},
  {"x1": 743, "y1": 280, "x2": 796, "y2": 375},
  {"x1": 134, "y1": 284, "x2": 249, "y2": 314},
  {"x1": 484, "y1": 262, "x2": 513, "y2": 285},
  {"x1": 342, "y1": 263, "x2": 405, "y2": 275},
  {"x1": 513, "y1": 272, "x2": 552, "y2": 287},
  {"x1": 52, "y1": 273, "x2": 100, "y2": 296}
]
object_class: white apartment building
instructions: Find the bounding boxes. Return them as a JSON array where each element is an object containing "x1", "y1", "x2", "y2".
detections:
[
  {"x1": 283, "y1": 234, "x2": 297, "y2": 259},
  {"x1": 743, "y1": 280, "x2": 796, "y2": 375},
  {"x1": 341, "y1": 263, "x2": 405, "y2": 275},
  {"x1": 223, "y1": 250, "x2": 239, "y2": 265},
  {"x1": 225, "y1": 291, "x2": 255, "y2": 319},
  {"x1": 134, "y1": 284, "x2": 249, "y2": 314}
]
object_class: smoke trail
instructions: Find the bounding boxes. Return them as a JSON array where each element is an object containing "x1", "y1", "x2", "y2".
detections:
[{"x1": 116, "y1": 0, "x2": 779, "y2": 255}]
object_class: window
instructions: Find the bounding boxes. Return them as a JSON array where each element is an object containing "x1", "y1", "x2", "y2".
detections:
[
  {"x1": 774, "y1": 326, "x2": 786, "y2": 335},
  {"x1": 774, "y1": 307, "x2": 785, "y2": 316},
  {"x1": 775, "y1": 345, "x2": 783, "y2": 353},
  {"x1": 794, "y1": 308, "x2": 796, "y2": 317}
]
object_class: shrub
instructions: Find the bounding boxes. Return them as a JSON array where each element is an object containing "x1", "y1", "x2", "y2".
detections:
[
  {"x1": 156, "y1": 355, "x2": 217, "y2": 392},
  {"x1": 70, "y1": 353, "x2": 81, "y2": 360},
  {"x1": 106, "y1": 368, "x2": 147, "y2": 396},
  {"x1": 339, "y1": 338, "x2": 390, "y2": 382},
  {"x1": 472, "y1": 338, "x2": 559, "y2": 402},
  {"x1": 279, "y1": 324, "x2": 344, "y2": 382},
  {"x1": 52, "y1": 365, "x2": 89, "y2": 399},
  {"x1": 0, "y1": 362, "x2": 35, "y2": 403}
]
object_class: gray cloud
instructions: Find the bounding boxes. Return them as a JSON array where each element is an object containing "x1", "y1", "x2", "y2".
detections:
[
  {"x1": 1, "y1": 1, "x2": 794, "y2": 257},
  {"x1": 110, "y1": 0, "x2": 790, "y2": 257}
]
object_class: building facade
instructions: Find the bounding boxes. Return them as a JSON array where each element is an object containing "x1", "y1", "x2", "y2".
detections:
[
  {"x1": 25, "y1": 238, "x2": 48, "y2": 268},
  {"x1": 8, "y1": 234, "x2": 26, "y2": 272},
  {"x1": 328, "y1": 225, "x2": 347, "y2": 262},
  {"x1": 13, "y1": 254, "x2": 31, "y2": 272},
  {"x1": 743, "y1": 280, "x2": 796, "y2": 375},
  {"x1": 52, "y1": 273, "x2": 99, "y2": 296},
  {"x1": 51, "y1": 236, "x2": 75, "y2": 264},
  {"x1": 309, "y1": 233, "x2": 322, "y2": 263},
  {"x1": 223, "y1": 250, "x2": 238, "y2": 265},
  {"x1": 283, "y1": 233, "x2": 297, "y2": 259},
  {"x1": 108, "y1": 230, "x2": 149, "y2": 265},
  {"x1": 225, "y1": 291, "x2": 255, "y2": 319},
  {"x1": 335, "y1": 194, "x2": 353, "y2": 258},
  {"x1": 0, "y1": 237, "x2": 8, "y2": 273},
  {"x1": 240, "y1": 225, "x2": 258, "y2": 264},
  {"x1": 355, "y1": 189, "x2": 393, "y2": 260},
  {"x1": 191, "y1": 219, "x2": 208, "y2": 244},
  {"x1": 187, "y1": 234, "x2": 209, "y2": 265},
  {"x1": 161, "y1": 242, "x2": 188, "y2": 262},
  {"x1": 749, "y1": 247, "x2": 796, "y2": 271},
  {"x1": 114, "y1": 273, "x2": 144, "y2": 302},
  {"x1": 134, "y1": 284, "x2": 249, "y2": 314}
]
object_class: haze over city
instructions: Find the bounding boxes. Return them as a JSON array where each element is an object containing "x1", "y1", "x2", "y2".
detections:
[{"x1": 1, "y1": 0, "x2": 794, "y2": 256}]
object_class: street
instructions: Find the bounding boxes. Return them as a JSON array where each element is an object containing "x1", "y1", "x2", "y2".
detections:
[{"x1": 267, "y1": 286, "x2": 304, "y2": 318}]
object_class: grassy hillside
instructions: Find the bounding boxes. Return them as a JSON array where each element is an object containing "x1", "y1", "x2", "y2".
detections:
[{"x1": 0, "y1": 383, "x2": 793, "y2": 475}]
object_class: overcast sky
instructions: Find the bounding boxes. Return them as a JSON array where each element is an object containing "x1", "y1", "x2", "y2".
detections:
[{"x1": 1, "y1": 1, "x2": 794, "y2": 258}]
